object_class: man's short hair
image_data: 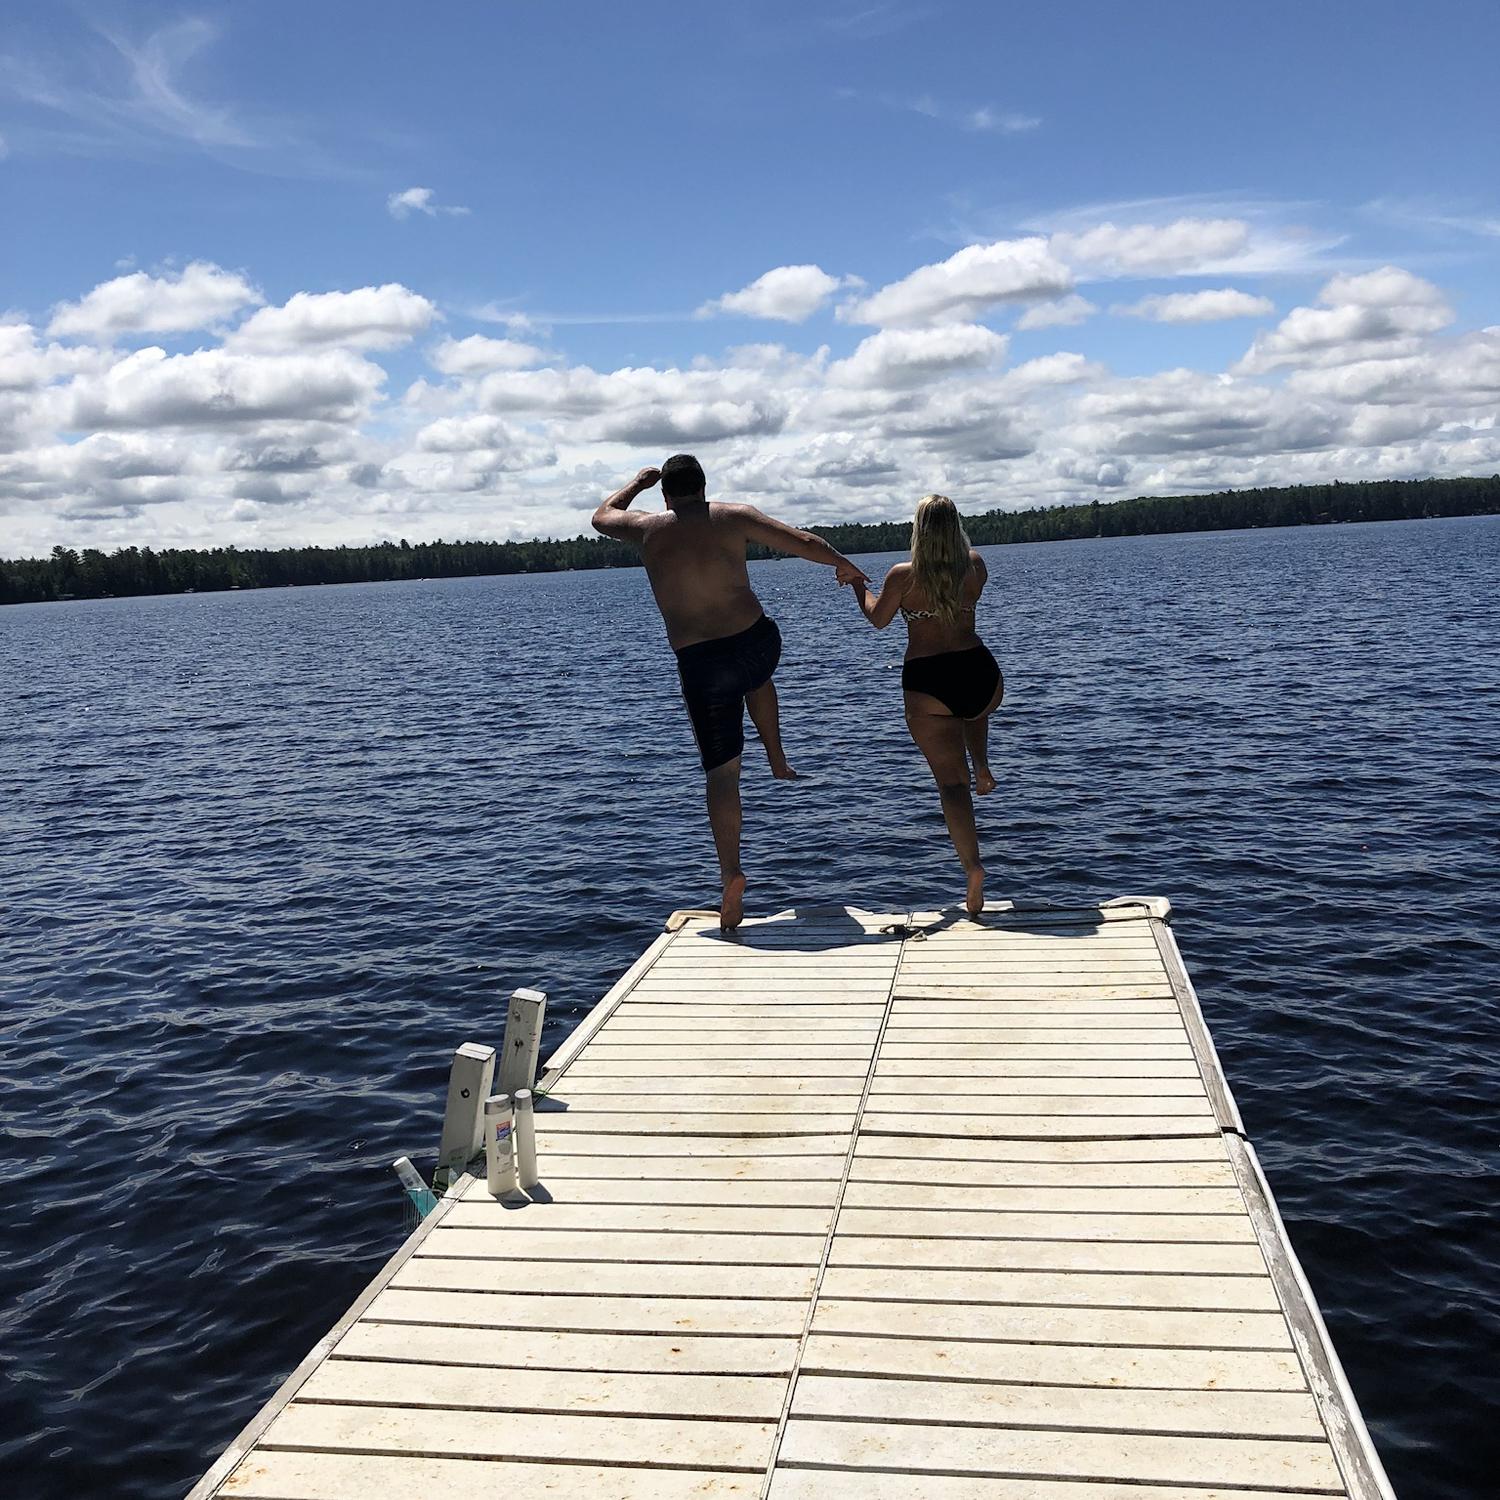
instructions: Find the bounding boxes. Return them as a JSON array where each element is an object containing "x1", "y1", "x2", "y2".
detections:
[{"x1": 661, "y1": 454, "x2": 706, "y2": 500}]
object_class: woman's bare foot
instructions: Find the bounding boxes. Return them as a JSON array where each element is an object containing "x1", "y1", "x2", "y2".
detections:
[
  {"x1": 768, "y1": 756, "x2": 799, "y2": 781},
  {"x1": 720, "y1": 871, "x2": 746, "y2": 929},
  {"x1": 965, "y1": 865, "x2": 986, "y2": 915},
  {"x1": 974, "y1": 766, "x2": 997, "y2": 796}
]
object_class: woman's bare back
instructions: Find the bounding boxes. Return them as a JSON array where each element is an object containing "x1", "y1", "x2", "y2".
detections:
[{"x1": 892, "y1": 551, "x2": 988, "y2": 659}]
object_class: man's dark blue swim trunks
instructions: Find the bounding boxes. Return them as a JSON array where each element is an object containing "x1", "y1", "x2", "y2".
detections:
[{"x1": 674, "y1": 614, "x2": 782, "y2": 771}]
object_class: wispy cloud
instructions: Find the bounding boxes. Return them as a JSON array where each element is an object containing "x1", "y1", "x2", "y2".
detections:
[
  {"x1": 0, "y1": 15, "x2": 362, "y2": 176},
  {"x1": 822, "y1": 3, "x2": 930, "y2": 40},
  {"x1": 388, "y1": 186, "x2": 470, "y2": 220},
  {"x1": 101, "y1": 17, "x2": 257, "y2": 148},
  {"x1": 907, "y1": 96, "x2": 1041, "y2": 135},
  {"x1": 471, "y1": 303, "x2": 693, "y2": 331},
  {"x1": 1362, "y1": 197, "x2": 1500, "y2": 240},
  {"x1": 838, "y1": 87, "x2": 1041, "y2": 136},
  {"x1": 1, "y1": 18, "x2": 257, "y2": 150}
]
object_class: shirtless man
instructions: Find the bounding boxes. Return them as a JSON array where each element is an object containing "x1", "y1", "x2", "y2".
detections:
[{"x1": 592, "y1": 453, "x2": 866, "y2": 928}]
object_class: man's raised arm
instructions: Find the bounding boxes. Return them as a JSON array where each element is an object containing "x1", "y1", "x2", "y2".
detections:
[
  {"x1": 592, "y1": 467, "x2": 661, "y2": 541},
  {"x1": 736, "y1": 505, "x2": 867, "y2": 583}
]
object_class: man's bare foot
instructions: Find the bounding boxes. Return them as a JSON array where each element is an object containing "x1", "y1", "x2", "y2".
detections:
[
  {"x1": 974, "y1": 766, "x2": 997, "y2": 795},
  {"x1": 965, "y1": 865, "x2": 986, "y2": 915},
  {"x1": 768, "y1": 757, "x2": 799, "y2": 781},
  {"x1": 720, "y1": 872, "x2": 746, "y2": 929}
]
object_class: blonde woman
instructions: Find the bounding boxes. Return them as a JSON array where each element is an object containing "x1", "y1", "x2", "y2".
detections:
[{"x1": 847, "y1": 494, "x2": 1003, "y2": 913}]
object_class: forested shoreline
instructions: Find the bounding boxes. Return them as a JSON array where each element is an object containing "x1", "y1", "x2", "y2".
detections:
[{"x1": 3, "y1": 474, "x2": 1495, "y2": 606}]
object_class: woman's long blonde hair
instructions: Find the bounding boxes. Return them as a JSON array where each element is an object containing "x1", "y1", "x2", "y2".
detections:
[{"x1": 909, "y1": 494, "x2": 972, "y2": 624}]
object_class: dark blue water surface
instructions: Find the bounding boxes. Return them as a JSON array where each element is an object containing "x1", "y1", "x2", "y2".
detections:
[{"x1": 2, "y1": 516, "x2": 1497, "y2": 1499}]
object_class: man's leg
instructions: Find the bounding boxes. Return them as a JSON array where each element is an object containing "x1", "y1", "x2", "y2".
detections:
[
  {"x1": 746, "y1": 678, "x2": 797, "y2": 780},
  {"x1": 705, "y1": 756, "x2": 746, "y2": 928}
]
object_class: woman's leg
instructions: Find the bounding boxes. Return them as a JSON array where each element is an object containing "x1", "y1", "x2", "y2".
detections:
[
  {"x1": 905, "y1": 691, "x2": 986, "y2": 914},
  {"x1": 962, "y1": 672, "x2": 1005, "y2": 794},
  {"x1": 962, "y1": 717, "x2": 996, "y2": 795}
]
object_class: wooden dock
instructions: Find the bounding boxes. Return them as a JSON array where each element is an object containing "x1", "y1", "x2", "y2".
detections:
[{"x1": 191, "y1": 899, "x2": 1395, "y2": 1499}]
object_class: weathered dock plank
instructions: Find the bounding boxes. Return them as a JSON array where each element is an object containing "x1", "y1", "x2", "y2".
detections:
[
  {"x1": 827, "y1": 1234, "x2": 1269, "y2": 1274},
  {"x1": 776, "y1": 1417, "x2": 1343, "y2": 1489},
  {"x1": 800, "y1": 1330, "x2": 1308, "y2": 1390},
  {"x1": 223, "y1": 1453, "x2": 756, "y2": 1499},
  {"x1": 769, "y1": 1476, "x2": 1334, "y2": 1500},
  {"x1": 398, "y1": 1256, "x2": 819, "y2": 1299},
  {"x1": 335, "y1": 1321, "x2": 801, "y2": 1374},
  {"x1": 300, "y1": 1360, "x2": 787, "y2": 1420},
  {"x1": 194, "y1": 901, "x2": 1393, "y2": 1500},
  {"x1": 790, "y1": 1372, "x2": 1326, "y2": 1437}
]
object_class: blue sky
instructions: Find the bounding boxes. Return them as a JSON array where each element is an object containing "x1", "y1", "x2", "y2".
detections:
[{"x1": 2, "y1": 1, "x2": 1498, "y2": 553}]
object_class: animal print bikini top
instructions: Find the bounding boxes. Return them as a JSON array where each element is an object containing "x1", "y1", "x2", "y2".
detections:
[{"x1": 900, "y1": 602, "x2": 976, "y2": 623}]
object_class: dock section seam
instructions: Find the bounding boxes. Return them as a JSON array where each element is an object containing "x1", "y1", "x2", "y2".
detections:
[{"x1": 754, "y1": 911, "x2": 912, "y2": 1500}]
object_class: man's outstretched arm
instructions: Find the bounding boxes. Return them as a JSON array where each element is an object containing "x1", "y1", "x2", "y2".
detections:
[
  {"x1": 736, "y1": 505, "x2": 867, "y2": 582},
  {"x1": 592, "y1": 467, "x2": 661, "y2": 541}
]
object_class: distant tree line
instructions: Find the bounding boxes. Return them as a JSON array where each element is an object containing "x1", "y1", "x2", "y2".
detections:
[
  {"x1": 810, "y1": 474, "x2": 1500, "y2": 555},
  {"x1": 3, "y1": 474, "x2": 1496, "y2": 606}
]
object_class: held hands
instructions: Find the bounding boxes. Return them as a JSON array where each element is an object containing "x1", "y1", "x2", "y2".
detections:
[{"x1": 834, "y1": 560, "x2": 869, "y2": 587}]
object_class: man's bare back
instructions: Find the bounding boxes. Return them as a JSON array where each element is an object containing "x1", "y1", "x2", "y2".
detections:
[{"x1": 635, "y1": 502, "x2": 770, "y2": 650}]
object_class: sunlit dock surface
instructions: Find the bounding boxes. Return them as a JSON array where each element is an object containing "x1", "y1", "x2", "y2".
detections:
[{"x1": 191, "y1": 899, "x2": 1393, "y2": 1500}]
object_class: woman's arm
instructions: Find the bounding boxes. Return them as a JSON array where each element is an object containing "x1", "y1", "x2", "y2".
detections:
[{"x1": 850, "y1": 563, "x2": 910, "y2": 629}]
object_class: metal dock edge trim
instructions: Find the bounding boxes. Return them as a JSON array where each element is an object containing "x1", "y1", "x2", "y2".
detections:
[
  {"x1": 1227, "y1": 1135, "x2": 1397, "y2": 1500},
  {"x1": 1146, "y1": 913, "x2": 1394, "y2": 1499},
  {"x1": 540, "y1": 928, "x2": 676, "y2": 1078},
  {"x1": 181, "y1": 1178, "x2": 469, "y2": 1500},
  {"x1": 1150, "y1": 914, "x2": 1246, "y2": 1134},
  {"x1": 1151, "y1": 909, "x2": 1393, "y2": 1498}
]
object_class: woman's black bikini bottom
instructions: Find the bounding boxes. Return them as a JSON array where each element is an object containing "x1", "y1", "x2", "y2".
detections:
[{"x1": 901, "y1": 644, "x2": 1003, "y2": 719}]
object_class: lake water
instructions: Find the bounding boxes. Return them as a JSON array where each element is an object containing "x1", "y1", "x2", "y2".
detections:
[{"x1": 2, "y1": 515, "x2": 1496, "y2": 1499}]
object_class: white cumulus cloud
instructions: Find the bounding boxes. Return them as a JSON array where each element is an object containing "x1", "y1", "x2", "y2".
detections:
[
  {"x1": 840, "y1": 237, "x2": 1073, "y2": 327},
  {"x1": 57, "y1": 346, "x2": 385, "y2": 431},
  {"x1": 1, "y1": 323, "x2": 111, "y2": 390},
  {"x1": 429, "y1": 335, "x2": 548, "y2": 376},
  {"x1": 8, "y1": 249, "x2": 1500, "y2": 558},
  {"x1": 1237, "y1": 267, "x2": 1452, "y2": 373},
  {"x1": 1001, "y1": 352, "x2": 1105, "y2": 388},
  {"x1": 829, "y1": 324, "x2": 1008, "y2": 388},
  {"x1": 1118, "y1": 289, "x2": 1276, "y2": 323},
  {"x1": 387, "y1": 186, "x2": 470, "y2": 219},
  {"x1": 699, "y1": 265, "x2": 852, "y2": 323},
  {"x1": 1052, "y1": 218, "x2": 1251, "y2": 276},
  {"x1": 227, "y1": 285, "x2": 436, "y2": 352},
  {"x1": 47, "y1": 262, "x2": 262, "y2": 339},
  {"x1": 1017, "y1": 295, "x2": 1098, "y2": 330}
]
